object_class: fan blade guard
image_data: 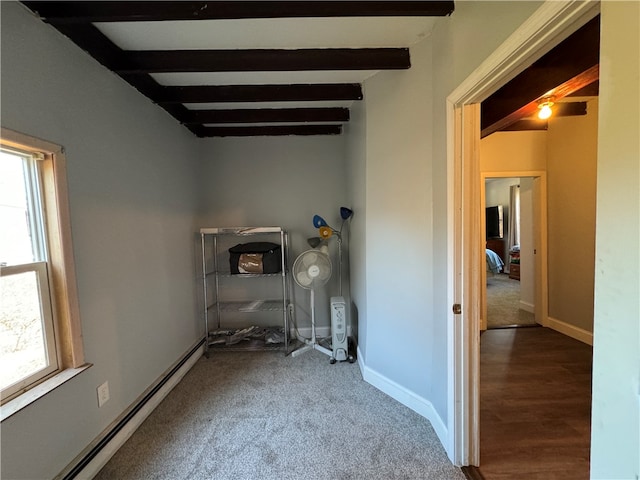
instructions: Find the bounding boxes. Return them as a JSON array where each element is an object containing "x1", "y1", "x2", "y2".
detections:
[{"x1": 292, "y1": 249, "x2": 332, "y2": 289}]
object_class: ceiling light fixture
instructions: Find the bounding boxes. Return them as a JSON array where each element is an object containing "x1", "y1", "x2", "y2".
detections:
[{"x1": 537, "y1": 98, "x2": 555, "y2": 120}]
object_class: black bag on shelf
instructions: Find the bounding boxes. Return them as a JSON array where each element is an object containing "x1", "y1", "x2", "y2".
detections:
[{"x1": 228, "y1": 242, "x2": 282, "y2": 274}]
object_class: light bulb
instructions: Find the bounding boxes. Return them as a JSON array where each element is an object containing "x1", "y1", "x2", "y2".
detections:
[{"x1": 537, "y1": 101, "x2": 554, "y2": 120}]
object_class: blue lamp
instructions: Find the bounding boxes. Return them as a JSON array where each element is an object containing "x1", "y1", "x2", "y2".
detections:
[
  {"x1": 313, "y1": 215, "x2": 328, "y2": 228},
  {"x1": 340, "y1": 207, "x2": 353, "y2": 220},
  {"x1": 309, "y1": 207, "x2": 354, "y2": 296}
]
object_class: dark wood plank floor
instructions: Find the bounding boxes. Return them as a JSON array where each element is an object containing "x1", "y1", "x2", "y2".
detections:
[{"x1": 479, "y1": 327, "x2": 592, "y2": 480}]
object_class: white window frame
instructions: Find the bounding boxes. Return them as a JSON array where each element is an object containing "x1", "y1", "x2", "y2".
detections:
[
  {"x1": 1, "y1": 263, "x2": 58, "y2": 399},
  {"x1": 1, "y1": 128, "x2": 88, "y2": 419}
]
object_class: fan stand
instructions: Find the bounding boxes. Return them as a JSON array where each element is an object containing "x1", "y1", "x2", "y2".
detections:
[{"x1": 290, "y1": 288, "x2": 332, "y2": 358}]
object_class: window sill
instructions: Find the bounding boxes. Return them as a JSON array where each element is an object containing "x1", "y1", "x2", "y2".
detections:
[{"x1": 1, "y1": 364, "x2": 92, "y2": 422}]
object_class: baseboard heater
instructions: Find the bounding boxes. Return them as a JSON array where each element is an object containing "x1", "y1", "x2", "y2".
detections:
[{"x1": 57, "y1": 338, "x2": 205, "y2": 480}]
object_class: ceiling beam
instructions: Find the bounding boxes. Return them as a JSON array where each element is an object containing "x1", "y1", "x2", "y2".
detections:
[
  {"x1": 20, "y1": 0, "x2": 437, "y2": 137},
  {"x1": 500, "y1": 119, "x2": 548, "y2": 133},
  {"x1": 23, "y1": 1, "x2": 454, "y2": 23},
  {"x1": 568, "y1": 81, "x2": 599, "y2": 97},
  {"x1": 29, "y1": 18, "x2": 359, "y2": 133},
  {"x1": 180, "y1": 108, "x2": 349, "y2": 124},
  {"x1": 46, "y1": 22, "x2": 123, "y2": 70},
  {"x1": 155, "y1": 84, "x2": 363, "y2": 103},
  {"x1": 199, "y1": 125, "x2": 342, "y2": 137},
  {"x1": 46, "y1": 22, "x2": 201, "y2": 126},
  {"x1": 482, "y1": 16, "x2": 600, "y2": 134},
  {"x1": 497, "y1": 102, "x2": 588, "y2": 133},
  {"x1": 117, "y1": 48, "x2": 410, "y2": 74},
  {"x1": 482, "y1": 66, "x2": 598, "y2": 138},
  {"x1": 550, "y1": 101, "x2": 588, "y2": 117}
]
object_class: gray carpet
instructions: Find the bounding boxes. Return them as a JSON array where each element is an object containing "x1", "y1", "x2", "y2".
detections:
[
  {"x1": 486, "y1": 274, "x2": 536, "y2": 328},
  {"x1": 95, "y1": 349, "x2": 465, "y2": 480}
]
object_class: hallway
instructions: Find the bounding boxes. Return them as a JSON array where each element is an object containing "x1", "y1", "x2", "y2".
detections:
[{"x1": 479, "y1": 328, "x2": 592, "y2": 479}]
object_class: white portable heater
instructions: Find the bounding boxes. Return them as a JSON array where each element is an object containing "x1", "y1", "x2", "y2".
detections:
[{"x1": 330, "y1": 296, "x2": 348, "y2": 363}]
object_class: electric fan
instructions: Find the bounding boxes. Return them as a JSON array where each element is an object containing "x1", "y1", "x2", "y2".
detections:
[{"x1": 290, "y1": 247, "x2": 334, "y2": 359}]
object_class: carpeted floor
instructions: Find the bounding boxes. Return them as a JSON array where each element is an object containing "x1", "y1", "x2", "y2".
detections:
[
  {"x1": 95, "y1": 349, "x2": 466, "y2": 480},
  {"x1": 486, "y1": 274, "x2": 536, "y2": 328}
]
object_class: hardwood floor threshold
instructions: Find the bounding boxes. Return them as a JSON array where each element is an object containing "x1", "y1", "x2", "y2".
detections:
[
  {"x1": 461, "y1": 465, "x2": 486, "y2": 480},
  {"x1": 487, "y1": 323, "x2": 541, "y2": 330}
]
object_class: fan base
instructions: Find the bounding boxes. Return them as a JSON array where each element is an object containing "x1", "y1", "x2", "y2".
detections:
[{"x1": 290, "y1": 336, "x2": 333, "y2": 358}]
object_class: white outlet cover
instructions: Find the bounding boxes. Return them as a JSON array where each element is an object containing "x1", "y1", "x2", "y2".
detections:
[{"x1": 97, "y1": 381, "x2": 110, "y2": 407}]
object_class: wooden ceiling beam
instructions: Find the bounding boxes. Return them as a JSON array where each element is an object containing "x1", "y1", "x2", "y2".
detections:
[
  {"x1": 199, "y1": 125, "x2": 342, "y2": 137},
  {"x1": 46, "y1": 22, "x2": 199, "y2": 126},
  {"x1": 500, "y1": 119, "x2": 549, "y2": 133},
  {"x1": 47, "y1": 22, "x2": 123, "y2": 70},
  {"x1": 482, "y1": 16, "x2": 600, "y2": 134},
  {"x1": 23, "y1": 1, "x2": 454, "y2": 23},
  {"x1": 482, "y1": 68, "x2": 597, "y2": 138},
  {"x1": 551, "y1": 101, "x2": 588, "y2": 117},
  {"x1": 20, "y1": 0, "x2": 441, "y2": 137},
  {"x1": 117, "y1": 48, "x2": 410, "y2": 74},
  {"x1": 497, "y1": 102, "x2": 588, "y2": 133},
  {"x1": 482, "y1": 66, "x2": 598, "y2": 138},
  {"x1": 181, "y1": 108, "x2": 349, "y2": 124},
  {"x1": 155, "y1": 84, "x2": 363, "y2": 103},
  {"x1": 568, "y1": 81, "x2": 599, "y2": 97}
]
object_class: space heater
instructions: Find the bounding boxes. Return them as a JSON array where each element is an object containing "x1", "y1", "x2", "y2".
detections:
[{"x1": 330, "y1": 296, "x2": 348, "y2": 362}]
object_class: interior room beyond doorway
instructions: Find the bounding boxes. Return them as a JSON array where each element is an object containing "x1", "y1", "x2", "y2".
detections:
[{"x1": 484, "y1": 177, "x2": 537, "y2": 329}]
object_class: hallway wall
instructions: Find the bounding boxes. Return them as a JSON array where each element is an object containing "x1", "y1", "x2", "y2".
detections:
[{"x1": 547, "y1": 99, "x2": 598, "y2": 334}]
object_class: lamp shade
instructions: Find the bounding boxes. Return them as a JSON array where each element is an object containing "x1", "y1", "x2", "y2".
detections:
[
  {"x1": 340, "y1": 207, "x2": 353, "y2": 220},
  {"x1": 307, "y1": 237, "x2": 323, "y2": 248},
  {"x1": 319, "y1": 226, "x2": 333, "y2": 239},
  {"x1": 313, "y1": 214, "x2": 328, "y2": 228}
]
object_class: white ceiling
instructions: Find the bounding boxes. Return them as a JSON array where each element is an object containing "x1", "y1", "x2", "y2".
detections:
[
  {"x1": 94, "y1": 17, "x2": 439, "y2": 115},
  {"x1": 95, "y1": 17, "x2": 438, "y2": 50}
]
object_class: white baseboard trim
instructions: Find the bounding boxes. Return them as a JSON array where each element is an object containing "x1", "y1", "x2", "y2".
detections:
[
  {"x1": 519, "y1": 300, "x2": 534, "y2": 313},
  {"x1": 55, "y1": 339, "x2": 204, "y2": 480},
  {"x1": 547, "y1": 316, "x2": 593, "y2": 346},
  {"x1": 292, "y1": 325, "x2": 354, "y2": 339},
  {"x1": 357, "y1": 352, "x2": 449, "y2": 449},
  {"x1": 292, "y1": 326, "x2": 331, "y2": 339}
]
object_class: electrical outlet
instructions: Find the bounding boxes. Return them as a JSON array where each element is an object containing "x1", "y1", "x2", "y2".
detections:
[{"x1": 97, "y1": 381, "x2": 110, "y2": 407}]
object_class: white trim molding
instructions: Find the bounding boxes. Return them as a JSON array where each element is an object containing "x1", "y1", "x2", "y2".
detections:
[
  {"x1": 359, "y1": 359, "x2": 449, "y2": 449},
  {"x1": 519, "y1": 301, "x2": 535, "y2": 314},
  {"x1": 353, "y1": 348, "x2": 449, "y2": 443},
  {"x1": 547, "y1": 317, "x2": 593, "y2": 346}
]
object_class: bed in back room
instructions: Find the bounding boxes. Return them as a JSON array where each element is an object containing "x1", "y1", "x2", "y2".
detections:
[{"x1": 486, "y1": 248, "x2": 504, "y2": 276}]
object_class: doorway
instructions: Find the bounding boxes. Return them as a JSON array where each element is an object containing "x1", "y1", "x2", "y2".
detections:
[
  {"x1": 482, "y1": 176, "x2": 543, "y2": 330},
  {"x1": 446, "y1": 1, "x2": 600, "y2": 467}
]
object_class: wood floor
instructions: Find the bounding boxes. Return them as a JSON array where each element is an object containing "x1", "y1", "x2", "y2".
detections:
[{"x1": 478, "y1": 327, "x2": 593, "y2": 479}]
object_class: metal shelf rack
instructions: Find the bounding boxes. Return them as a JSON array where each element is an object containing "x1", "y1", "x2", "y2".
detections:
[{"x1": 200, "y1": 227, "x2": 289, "y2": 355}]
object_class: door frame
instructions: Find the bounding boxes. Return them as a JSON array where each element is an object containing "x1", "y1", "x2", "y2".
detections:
[
  {"x1": 446, "y1": 0, "x2": 600, "y2": 466},
  {"x1": 481, "y1": 172, "x2": 548, "y2": 331}
]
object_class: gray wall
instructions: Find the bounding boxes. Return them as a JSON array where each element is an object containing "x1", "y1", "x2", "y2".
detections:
[
  {"x1": 1, "y1": 3, "x2": 202, "y2": 478},
  {"x1": 344, "y1": 100, "x2": 367, "y2": 350},
  {"x1": 359, "y1": 36, "x2": 436, "y2": 400},
  {"x1": 429, "y1": 0, "x2": 543, "y2": 426},
  {"x1": 197, "y1": 136, "x2": 349, "y2": 331},
  {"x1": 343, "y1": 0, "x2": 545, "y2": 442}
]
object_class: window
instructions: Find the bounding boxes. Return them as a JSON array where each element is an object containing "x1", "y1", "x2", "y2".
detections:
[{"x1": 0, "y1": 128, "x2": 86, "y2": 414}]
